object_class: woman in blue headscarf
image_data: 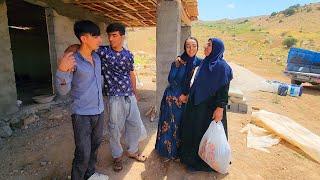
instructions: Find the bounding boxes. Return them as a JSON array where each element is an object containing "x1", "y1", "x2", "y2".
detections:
[
  {"x1": 179, "y1": 38, "x2": 233, "y2": 172},
  {"x1": 155, "y1": 37, "x2": 201, "y2": 161}
]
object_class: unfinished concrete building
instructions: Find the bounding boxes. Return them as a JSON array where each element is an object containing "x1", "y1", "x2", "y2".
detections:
[{"x1": 0, "y1": 0, "x2": 198, "y2": 120}]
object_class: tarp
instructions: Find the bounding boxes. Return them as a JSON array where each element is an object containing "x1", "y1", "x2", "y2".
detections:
[{"x1": 252, "y1": 110, "x2": 320, "y2": 163}]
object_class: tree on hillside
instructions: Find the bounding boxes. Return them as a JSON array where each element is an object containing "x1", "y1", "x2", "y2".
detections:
[
  {"x1": 283, "y1": 8, "x2": 296, "y2": 16},
  {"x1": 270, "y1": 12, "x2": 277, "y2": 17},
  {"x1": 282, "y1": 4, "x2": 301, "y2": 16}
]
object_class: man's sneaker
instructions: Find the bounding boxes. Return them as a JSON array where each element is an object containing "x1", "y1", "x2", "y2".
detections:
[{"x1": 88, "y1": 172, "x2": 109, "y2": 180}]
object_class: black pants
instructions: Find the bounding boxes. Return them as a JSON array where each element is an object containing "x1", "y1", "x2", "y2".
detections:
[{"x1": 71, "y1": 112, "x2": 104, "y2": 180}]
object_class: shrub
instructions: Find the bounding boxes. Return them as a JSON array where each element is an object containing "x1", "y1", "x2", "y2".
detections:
[
  {"x1": 283, "y1": 8, "x2": 296, "y2": 16},
  {"x1": 307, "y1": 7, "x2": 312, "y2": 12},
  {"x1": 290, "y1": 4, "x2": 300, "y2": 9},
  {"x1": 282, "y1": 4, "x2": 300, "y2": 16},
  {"x1": 270, "y1": 12, "x2": 277, "y2": 16},
  {"x1": 283, "y1": 37, "x2": 298, "y2": 48}
]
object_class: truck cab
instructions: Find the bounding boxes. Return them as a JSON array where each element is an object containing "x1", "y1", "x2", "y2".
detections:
[{"x1": 284, "y1": 48, "x2": 320, "y2": 85}]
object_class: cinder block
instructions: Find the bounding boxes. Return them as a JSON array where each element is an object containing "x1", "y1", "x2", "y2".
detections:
[
  {"x1": 227, "y1": 103, "x2": 239, "y2": 113},
  {"x1": 227, "y1": 103, "x2": 249, "y2": 114},
  {"x1": 238, "y1": 103, "x2": 248, "y2": 114}
]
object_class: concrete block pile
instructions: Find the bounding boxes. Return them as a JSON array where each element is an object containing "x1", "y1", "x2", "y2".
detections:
[{"x1": 227, "y1": 87, "x2": 249, "y2": 114}]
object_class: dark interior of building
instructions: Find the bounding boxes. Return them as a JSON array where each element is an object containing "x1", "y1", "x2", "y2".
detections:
[{"x1": 6, "y1": 0, "x2": 53, "y2": 104}]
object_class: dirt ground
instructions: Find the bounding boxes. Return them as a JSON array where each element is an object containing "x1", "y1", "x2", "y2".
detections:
[{"x1": 1, "y1": 58, "x2": 320, "y2": 180}]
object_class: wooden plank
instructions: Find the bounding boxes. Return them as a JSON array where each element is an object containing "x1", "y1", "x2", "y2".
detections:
[
  {"x1": 134, "y1": 13, "x2": 146, "y2": 20},
  {"x1": 64, "y1": 0, "x2": 115, "y2": 3},
  {"x1": 147, "y1": 0, "x2": 157, "y2": 6},
  {"x1": 133, "y1": 0, "x2": 150, "y2": 10},
  {"x1": 104, "y1": 13, "x2": 122, "y2": 21},
  {"x1": 91, "y1": 3, "x2": 111, "y2": 12},
  {"x1": 103, "y1": 2, "x2": 126, "y2": 12},
  {"x1": 181, "y1": 5, "x2": 191, "y2": 26},
  {"x1": 123, "y1": 13, "x2": 139, "y2": 20},
  {"x1": 121, "y1": 1, "x2": 137, "y2": 11},
  {"x1": 78, "y1": 3, "x2": 105, "y2": 13}
]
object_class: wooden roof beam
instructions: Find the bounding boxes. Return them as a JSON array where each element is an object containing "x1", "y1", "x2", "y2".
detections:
[
  {"x1": 134, "y1": 13, "x2": 146, "y2": 20},
  {"x1": 133, "y1": 0, "x2": 150, "y2": 10},
  {"x1": 64, "y1": 0, "x2": 107, "y2": 3},
  {"x1": 102, "y1": 2, "x2": 126, "y2": 12},
  {"x1": 147, "y1": 0, "x2": 157, "y2": 7},
  {"x1": 123, "y1": 13, "x2": 139, "y2": 20},
  {"x1": 181, "y1": 5, "x2": 191, "y2": 26},
  {"x1": 91, "y1": 3, "x2": 111, "y2": 12},
  {"x1": 121, "y1": 1, "x2": 138, "y2": 11},
  {"x1": 78, "y1": 4, "x2": 104, "y2": 13}
]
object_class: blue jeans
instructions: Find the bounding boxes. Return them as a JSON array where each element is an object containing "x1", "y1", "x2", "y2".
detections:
[{"x1": 71, "y1": 113, "x2": 104, "y2": 180}]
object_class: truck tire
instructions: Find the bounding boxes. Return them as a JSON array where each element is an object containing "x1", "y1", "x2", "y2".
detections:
[{"x1": 291, "y1": 79, "x2": 302, "y2": 85}]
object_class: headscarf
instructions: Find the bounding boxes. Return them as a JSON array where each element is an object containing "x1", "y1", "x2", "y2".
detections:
[
  {"x1": 180, "y1": 37, "x2": 199, "y2": 95},
  {"x1": 190, "y1": 38, "x2": 233, "y2": 105}
]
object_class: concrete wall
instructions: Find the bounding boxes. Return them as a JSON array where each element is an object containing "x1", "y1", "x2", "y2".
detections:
[
  {"x1": 0, "y1": 0, "x2": 108, "y2": 117},
  {"x1": 0, "y1": 1, "x2": 18, "y2": 116},
  {"x1": 156, "y1": 0, "x2": 181, "y2": 113},
  {"x1": 52, "y1": 10, "x2": 108, "y2": 58},
  {"x1": 180, "y1": 26, "x2": 191, "y2": 54}
]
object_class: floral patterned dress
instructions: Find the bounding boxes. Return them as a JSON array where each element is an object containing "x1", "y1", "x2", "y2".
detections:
[{"x1": 155, "y1": 58, "x2": 200, "y2": 159}]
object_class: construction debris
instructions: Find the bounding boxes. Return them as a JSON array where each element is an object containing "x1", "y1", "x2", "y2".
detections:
[
  {"x1": 227, "y1": 87, "x2": 250, "y2": 114},
  {"x1": 240, "y1": 124, "x2": 281, "y2": 153}
]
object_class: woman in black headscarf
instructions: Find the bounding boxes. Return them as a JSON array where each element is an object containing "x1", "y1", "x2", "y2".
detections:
[{"x1": 180, "y1": 38, "x2": 233, "y2": 172}]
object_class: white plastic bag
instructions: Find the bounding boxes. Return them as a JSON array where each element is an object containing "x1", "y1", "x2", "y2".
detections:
[{"x1": 198, "y1": 121, "x2": 231, "y2": 174}]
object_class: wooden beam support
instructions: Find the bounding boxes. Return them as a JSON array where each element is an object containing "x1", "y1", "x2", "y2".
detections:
[
  {"x1": 133, "y1": 0, "x2": 150, "y2": 10},
  {"x1": 123, "y1": 13, "x2": 139, "y2": 20},
  {"x1": 103, "y1": 2, "x2": 126, "y2": 12},
  {"x1": 64, "y1": 0, "x2": 197, "y2": 27},
  {"x1": 121, "y1": 1, "x2": 137, "y2": 11},
  {"x1": 91, "y1": 3, "x2": 111, "y2": 12},
  {"x1": 78, "y1": 3, "x2": 105, "y2": 13},
  {"x1": 180, "y1": 4, "x2": 191, "y2": 26},
  {"x1": 104, "y1": 13, "x2": 121, "y2": 21},
  {"x1": 134, "y1": 12, "x2": 146, "y2": 20}
]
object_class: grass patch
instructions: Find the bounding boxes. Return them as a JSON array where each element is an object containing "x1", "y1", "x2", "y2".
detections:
[
  {"x1": 148, "y1": 37, "x2": 156, "y2": 44},
  {"x1": 194, "y1": 21, "x2": 256, "y2": 35},
  {"x1": 134, "y1": 54, "x2": 154, "y2": 66}
]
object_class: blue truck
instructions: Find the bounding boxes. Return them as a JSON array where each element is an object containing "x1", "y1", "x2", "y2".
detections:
[{"x1": 284, "y1": 48, "x2": 320, "y2": 85}]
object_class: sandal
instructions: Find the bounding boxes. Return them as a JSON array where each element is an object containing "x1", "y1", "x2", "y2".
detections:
[
  {"x1": 163, "y1": 158, "x2": 171, "y2": 163},
  {"x1": 113, "y1": 158, "x2": 123, "y2": 172},
  {"x1": 173, "y1": 158, "x2": 180, "y2": 162},
  {"x1": 128, "y1": 152, "x2": 147, "y2": 162}
]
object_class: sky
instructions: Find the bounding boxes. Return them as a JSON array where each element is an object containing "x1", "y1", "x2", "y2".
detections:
[{"x1": 198, "y1": 0, "x2": 320, "y2": 21}]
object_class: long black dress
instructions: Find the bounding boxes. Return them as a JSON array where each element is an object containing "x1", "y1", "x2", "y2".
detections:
[{"x1": 179, "y1": 84, "x2": 230, "y2": 172}]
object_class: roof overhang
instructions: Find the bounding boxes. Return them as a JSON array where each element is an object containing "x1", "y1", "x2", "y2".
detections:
[{"x1": 63, "y1": 0, "x2": 198, "y2": 27}]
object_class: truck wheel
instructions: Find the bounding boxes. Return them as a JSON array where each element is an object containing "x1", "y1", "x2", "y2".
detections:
[{"x1": 291, "y1": 79, "x2": 302, "y2": 85}]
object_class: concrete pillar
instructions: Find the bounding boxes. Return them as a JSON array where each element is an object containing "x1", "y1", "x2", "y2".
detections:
[
  {"x1": 0, "y1": 1, "x2": 18, "y2": 116},
  {"x1": 180, "y1": 25, "x2": 191, "y2": 54},
  {"x1": 45, "y1": 8, "x2": 58, "y2": 94},
  {"x1": 156, "y1": 0, "x2": 181, "y2": 113}
]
